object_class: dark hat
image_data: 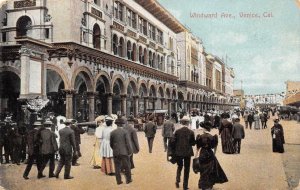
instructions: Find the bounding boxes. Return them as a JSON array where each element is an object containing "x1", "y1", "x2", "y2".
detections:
[
  {"x1": 200, "y1": 121, "x2": 211, "y2": 131},
  {"x1": 127, "y1": 116, "x2": 135, "y2": 122},
  {"x1": 64, "y1": 119, "x2": 76, "y2": 125},
  {"x1": 115, "y1": 117, "x2": 126, "y2": 125},
  {"x1": 273, "y1": 119, "x2": 279, "y2": 123}
]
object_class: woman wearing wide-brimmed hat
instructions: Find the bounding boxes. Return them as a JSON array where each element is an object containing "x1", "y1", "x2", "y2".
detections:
[
  {"x1": 90, "y1": 115, "x2": 105, "y2": 169},
  {"x1": 196, "y1": 122, "x2": 228, "y2": 190},
  {"x1": 100, "y1": 116, "x2": 115, "y2": 175}
]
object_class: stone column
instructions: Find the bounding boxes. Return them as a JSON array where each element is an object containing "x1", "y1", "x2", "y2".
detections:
[
  {"x1": 168, "y1": 99, "x2": 172, "y2": 116},
  {"x1": 144, "y1": 96, "x2": 149, "y2": 112},
  {"x1": 133, "y1": 95, "x2": 139, "y2": 117},
  {"x1": 107, "y1": 93, "x2": 113, "y2": 116},
  {"x1": 161, "y1": 98, "x2": 165, "y2": 110},
  {"x1": 153, "y1": 97, "x2": 157, "y2": 110},
  {"x1": 121, "y1": 94, "x2": 127, "y2": 116},
  {"x1": 64, "y1": 89, "x2": 76, "y2": 119},
  {"x1": 87, "y1": 91, "x2": 96, "y2": 121}
]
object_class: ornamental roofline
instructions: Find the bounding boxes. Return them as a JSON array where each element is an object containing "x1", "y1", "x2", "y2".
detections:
[{"x1": 134, "y1": 0, "x2": 187, "y2": 33}]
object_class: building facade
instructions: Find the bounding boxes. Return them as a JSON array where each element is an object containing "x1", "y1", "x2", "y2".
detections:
[{"x1": 0, "y1": 0, "x2": 237, "y2": 121}]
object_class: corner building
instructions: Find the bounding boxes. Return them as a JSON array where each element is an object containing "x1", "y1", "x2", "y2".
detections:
[{"x1": 0, "y1": 0, "x2": 237, "y2": 121}]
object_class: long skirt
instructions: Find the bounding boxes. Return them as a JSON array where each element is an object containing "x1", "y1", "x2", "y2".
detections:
[
  {"x1": 101, "y1": 157, "x2": 115, "y2": 175},
  {"x1": 90, "y1": 138, "x2": 102, "y2": 167},
  {"x1": 199, "y1": 149, "x2": 228, "y2": 189}
]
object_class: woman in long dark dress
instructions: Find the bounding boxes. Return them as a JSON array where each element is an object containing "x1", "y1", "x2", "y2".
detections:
[
  {"x1": 219, "y1": 115, "x2": 235, "y2": 154},
  {"x1": 196, "y1": 122, "x2": 228, "y2": 190},
  {"x1": 271, "y1": 119, "x2": 285, "y2": 153}
]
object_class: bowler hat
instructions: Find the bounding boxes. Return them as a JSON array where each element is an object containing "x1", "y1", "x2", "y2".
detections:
[
  {"x1": 200, "y1": 121, "x2": 211, "y2": 131},
  {"x1": 64, "y1": 119, "x2": 76, "y2": 125},
  {"x1": 273, "y1": 119, "x2": 279, "y2": 123},
  {"x1": 115, "y1": 117, "x2": 126, "y2": 125}
]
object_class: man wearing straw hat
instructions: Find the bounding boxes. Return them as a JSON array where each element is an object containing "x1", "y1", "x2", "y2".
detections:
[{"x1": 174, "y1": 115, "x2": 195, "y2": 190}]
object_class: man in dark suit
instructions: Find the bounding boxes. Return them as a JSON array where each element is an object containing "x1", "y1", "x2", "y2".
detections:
[
  {"x1": 39, "y1": 120, "x2": 58, "y2": 178},
  {"x1": 124, "y1": 116, "x2": 139, "y2": 169},
  {"x1": 70, "y1": 122, "x2": 85, "y2": 166},
  {"x1": 174, "y1": 116, "x2": 195, "y2": 190},
  {"x1": 54, "y1": 119, "x2": 77, "y2": 179},
  {"x1": 144, "y1": 117, "x2": 157, "y2": 153},
  {"x1": 248, "y1": 112, "x2": 254, "y2": 129},
  {"x1": 23, "y1": 121, "x2": 43, "y2": 179},
  {"x1": 0, "y1": 121, "x2": 5, "y2": 164},
  {"x1": 162, "y1": 116, "x2": 175, "y2": 152},
  {"x1": 110, "y1": 117, "x2": 133, "y2": 185},
  {"x1": 232, "y1": 118, "x2": 245, "y2": 154}
]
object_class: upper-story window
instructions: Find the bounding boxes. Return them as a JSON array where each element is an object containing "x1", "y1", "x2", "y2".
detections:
[
  {"x1": 169, "y1": 37, "x2": 174, "y2": 50},
  {"x1": 127, "y1": 8, "x2": 136, "y2": 29},
  {"x1": 139, "y1": 17, "x2": 147, "y2": 36},
  {"x1": 94, "y1": 0, "x2": 100, "y2": 6},
  {"x1": 114, "y1": 1, "x2": 123, "y2": 21},
  {"x1": 93, "y1": 24, "x2": 101, "y2": 49},
  {"x1": 3, "y1": 13, "x2": 7, "y2": 26},
  {"x1": 148, "y1": 23, "x2": 156, "y2": 41},
  {"x1": 157, "y1": 29, "x2": 163, "y2": 45},
  {"x1": 16, "y1": 16, "x2": 32, "y2": 37}
]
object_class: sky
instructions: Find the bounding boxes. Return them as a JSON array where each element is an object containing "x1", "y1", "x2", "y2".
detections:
[{"x1": 158, "y1": 0, "x2": 300, "y2": 95}]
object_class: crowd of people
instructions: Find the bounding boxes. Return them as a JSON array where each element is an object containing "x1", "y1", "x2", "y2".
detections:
[{"x1": 0, "y1": 106, "x2": 287, "y2": 190}]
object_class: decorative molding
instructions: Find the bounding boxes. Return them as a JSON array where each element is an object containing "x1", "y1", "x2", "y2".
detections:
[
  {"x1": 91, "y1": 7, "x2": 103, "y2": 19},
  {"x1": 14, "y1": 0, "x2": 36, "y2": 8},
  {"x1": 111, "y1": 21, "x2": 124, "y2": 33}
]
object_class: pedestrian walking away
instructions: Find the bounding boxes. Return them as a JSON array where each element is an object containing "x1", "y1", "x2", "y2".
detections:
[
  {"x1": 162, "y1": 116, "x2": 175, "y2": 152},
  {"x1": 54, "y1": 119, "x2": 77, "y2": 179},
  {"x1": 232, "y1": 118, "x2": 245, "y2": 154},
  {"x1": 174, "y1": 116, "x2": 195, "y2": 190},
  {"x1": 144, "y1": 117, "x2": 157, "y2": 153},
  {"x1": 110, "y1": 117, "x2": 133, "y2": 185},
  {"x1": 196, "y1": 122, "x2": 228, "y2": 190},
  {"x1": 124, "y1": 116, "x2": 139, "y2": 169}
]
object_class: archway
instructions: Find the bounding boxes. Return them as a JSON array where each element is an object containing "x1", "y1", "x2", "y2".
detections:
[
  {"x1": 46, "y1": 69, "x2": 66, "y2": 116},
  {"x1": 95, "y1": 75, "x2": 111, "y2": 116},
  {"x1": 178, "y1": 91, "x2": 184, "y2": 113},
  {"x1": 119, "y1": 37, "x2": 125, "y2": 57},
  {"x1": 0, "y1": 71, "x2": 20, "y2": 121},
  {"x1": 113, "y1": 34, "x2": 118, "y2": 55},
  {"x1": 156, "y1": 86, "x2": 164, "y2": 109},
  {"x1": 16, "y1": 16, "x2": 32, "y2": 37},
  {"x1": 112, "y1": 78, "x2": 124, "y2": 114},
  {"x1": 126, "y1": 81, "x2": 137, "y2": 116},
  {"x1": 127, "y1": 41, "x2": 132, "y2": 60},
  {"x1": 93, "y1": 24, "x2": 101, "y2": 49},
  {"x1": 138, "y1": 83, "x2": 147, "y2": 114},
  {"x1": 148, "y1": 85, "x2": 156, "y2": 110},
  {"x1": 73, "y1": 72, "x2": 92, "y2": 121}
]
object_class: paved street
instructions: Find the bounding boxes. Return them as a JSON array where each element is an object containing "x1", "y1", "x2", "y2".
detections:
[{"x1": 0, "y1": 117, "x2": 299, "y2": 190}]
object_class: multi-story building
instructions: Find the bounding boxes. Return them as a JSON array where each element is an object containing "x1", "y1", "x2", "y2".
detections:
[
  {"x1": 283, "y1": 81, "x2": 300, "y2": 107},
  {"x1": 0, "y1": 0, "x2": 237, "y2": 121},
  {"x1": 224, "y1": 66, "x2": 234, "y2": 96}
]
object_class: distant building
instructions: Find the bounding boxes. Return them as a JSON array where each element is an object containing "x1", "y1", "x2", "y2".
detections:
[{"x1": 283, "y1": 81, "x2": 300, "y2": 107}]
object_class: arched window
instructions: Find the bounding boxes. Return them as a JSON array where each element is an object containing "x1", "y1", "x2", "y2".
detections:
[
  {"x1": 191, "y1": 71, "x2": 194, "y2": 82},
  {"x1": 119, "y1": 37, "x2": 124, "y2": 57},
  {"x1": 143, "y1": 48, "x2": 147, "y2": 65},
  {"x1": 93, "y1": 24, "x2": 101, "y2": 49},
  {"x1": 139, "y1": 46, "x2": 143, "y2": 63},
  {"x1": 171, "y1": 61, "x2": 175, "y2": 75},
  {"x1": 127, "y1": 41, "x2": 132, "y2": 60},
  {"x1": 132, "y1": 43, "x2": 137, "y2": 61},
  {"x1": 149, "y1": 51, "x2": 153, "y2": 67},
  {"x1": 161, "y1": 57, "x2": 164, "y2": 71},
  {"x1": 94, "y1": 0, "x2": 100, "y2": 6},
  {"x1": 16, "y1": 16, "x2": 32, "y2": 37},
  {"x1": 113, "y1": 34, "x2": 118, "y2": 55}
]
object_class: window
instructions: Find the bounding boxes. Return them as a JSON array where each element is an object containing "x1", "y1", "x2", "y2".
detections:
[
  {"x1": 16, "y1": 16, "x2": 32, "y2": 37},
  {"x1": 2, "y1": 32, "x2": 7, "y2": 42},
  {"x1": 3, "y1": 13, "x2": 7, "y2": 26},
  {"x1": 94, "y1": 0, "x2": 100, "y2": 6},
  {"x1": 169, "y1": 37, "x2": 173, "y2": 50},
  {"x1": 93, "y1": 24, "x2": 101, "y2": 49},
  {"x1": 139, "y1": 17, "x2": 147, "y2": 36},
  {"x1": 45, "y1": 28, "x2": 50, "y2": 39},
  {"x1": 148, "y1": 23, "x2": 155, "y2": 41},
  {"x1": 114, "y1": 1, "x2": 123, "y2": 21},
  {"x1": 127, "y1": 9, "x2": 136, "y2": 29},
  {"x1": 82, "y1": 31, "x2": 87, "y2": 43},
  {"x1": 157, "y1": 29, "x2": 163, "y2": 45}
]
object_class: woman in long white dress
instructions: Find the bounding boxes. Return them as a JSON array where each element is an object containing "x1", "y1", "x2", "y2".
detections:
[
  {"x1": 90, "y1": 116, "x2": 105, "y2": 169},
  {"x1": 100, "y1": 116, "x2": 115, "y2": 175},
  {"x1": 253, "y1": 111, "x2": 261, "y2": 130}
]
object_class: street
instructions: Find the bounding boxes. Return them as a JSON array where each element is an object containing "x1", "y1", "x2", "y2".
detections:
[{"x1": 0, "y1": 118, "x2": 299, "y2": 190}]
